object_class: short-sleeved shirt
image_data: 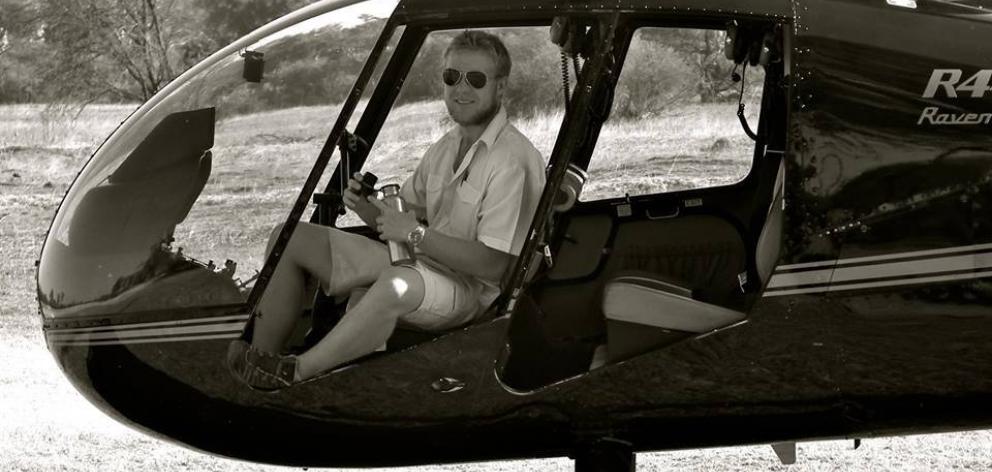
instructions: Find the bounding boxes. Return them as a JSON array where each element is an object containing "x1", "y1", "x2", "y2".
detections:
[{"x1": 401, "y1": 105, "x2": 546, "y2": 307}]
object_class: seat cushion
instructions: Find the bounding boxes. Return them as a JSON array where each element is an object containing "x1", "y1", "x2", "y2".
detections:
[
  {"x1": 604, "y1": 216, "x2": 746, "y2": 307},
  {"x1": 603, "y1": 272, "x2": 745, "y2": 333}
]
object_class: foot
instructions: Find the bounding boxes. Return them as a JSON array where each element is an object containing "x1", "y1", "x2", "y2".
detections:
[{"x1": 226, "y1": 340, "x2": 298, "y2": 392}]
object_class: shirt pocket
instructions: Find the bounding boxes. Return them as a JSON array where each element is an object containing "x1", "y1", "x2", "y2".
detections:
[
  {"x1": 425, "y1": 176, "x2": 444, "y2": 216},
  {"x1": 450, "y1": 182, "x2": 483, "y2": 240}
]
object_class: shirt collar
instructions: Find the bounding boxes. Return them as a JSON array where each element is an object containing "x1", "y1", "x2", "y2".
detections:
[
  {"x1": 453, "y1": 105, "x2": 508, "y2": 151},
  {"x1": 477, "y1": 105, "x2": 508, "y2": 149},
  {"x1": 449, "y1": 105, "x2": 508, "y2": 183}
]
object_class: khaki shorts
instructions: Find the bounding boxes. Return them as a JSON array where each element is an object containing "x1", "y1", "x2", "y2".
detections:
[{"x1": 321, "y1": 228, "x2": 482, "y2": 331}]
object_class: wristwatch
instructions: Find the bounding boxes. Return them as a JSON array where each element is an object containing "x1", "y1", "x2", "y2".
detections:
[{"x1": 407, "y1": 224, "x2": 427, "y2": 247}]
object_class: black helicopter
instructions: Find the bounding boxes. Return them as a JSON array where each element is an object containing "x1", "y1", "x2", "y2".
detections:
[{"x1": 36, "y1": 0, "x2": 992, "y2": 470}]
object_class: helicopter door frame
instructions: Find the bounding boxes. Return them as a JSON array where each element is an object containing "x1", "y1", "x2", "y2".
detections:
[
  {"x1": 496, "y1": 15, "x2": 790, "y2": 393},
  {"x1": 498, "y1": 12, "x2": 626, "y2": 312}
]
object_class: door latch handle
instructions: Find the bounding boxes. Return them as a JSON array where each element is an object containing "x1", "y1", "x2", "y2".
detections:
[{"x1": 646, "y1": 206, "x2": 680, "y2": 220}]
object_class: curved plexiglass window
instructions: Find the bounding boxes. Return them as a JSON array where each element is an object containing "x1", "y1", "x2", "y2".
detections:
[{"x1": 38, "y1": 0, "x2": 398, "y2": 318}]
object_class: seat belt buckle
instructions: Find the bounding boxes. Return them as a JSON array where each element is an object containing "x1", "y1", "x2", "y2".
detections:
[
  {"x1": 542, "y1": 244, "x2": 554, "y2": 268},
  {"x1": 737, "y1": 271, "x2": 748, "y2": 293}
]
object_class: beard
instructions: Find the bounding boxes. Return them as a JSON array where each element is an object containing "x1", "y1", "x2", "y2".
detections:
[{"x1": 448, "y1": 100, "x2": 501, "y2": 127}]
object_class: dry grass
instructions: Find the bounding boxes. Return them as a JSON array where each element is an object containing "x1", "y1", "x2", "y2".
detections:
[
  {"x1": 2, "y1": 103, "x2": 992, "y2": 471},
  {"x1": 584, "y1": 103, "x2": 758, "y2": 200},
  {"x1": 1, "y1": 104, "x2": 139, "y2": 334}
]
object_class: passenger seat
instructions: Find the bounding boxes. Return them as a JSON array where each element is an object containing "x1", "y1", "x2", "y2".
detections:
[{"x1": 598, "y1": 159, "x2": 784, "y2": 363}]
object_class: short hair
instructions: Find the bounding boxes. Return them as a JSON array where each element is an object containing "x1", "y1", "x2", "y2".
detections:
[{"x1": 443, "y1": 30, "x2": 511, "y2": 79}]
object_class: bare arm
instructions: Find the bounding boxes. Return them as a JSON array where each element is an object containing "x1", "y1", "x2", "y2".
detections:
[
  {"x1": 417, "y1": 228, "x2": 512, "y2": 282},
  {"x1": 370, "y1": 199, "x2": 511, "y2": 282}
]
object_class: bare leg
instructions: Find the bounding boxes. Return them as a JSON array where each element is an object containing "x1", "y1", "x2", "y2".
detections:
[
  {"x1": 252, "y1": 222, "x2": 335, "y2": 354},
  {"x1": 295, "y1": 265, "x2": 425, "y2": 380}
]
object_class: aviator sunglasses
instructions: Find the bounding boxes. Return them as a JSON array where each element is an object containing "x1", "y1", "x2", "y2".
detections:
[{"x1": 442, "y1": 68, "x2": 488, "y2": 89}]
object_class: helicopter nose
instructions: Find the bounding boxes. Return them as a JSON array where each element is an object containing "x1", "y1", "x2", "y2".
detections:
[{"x1": 36, "y1": 108, "x2": 247, "y2": 322}]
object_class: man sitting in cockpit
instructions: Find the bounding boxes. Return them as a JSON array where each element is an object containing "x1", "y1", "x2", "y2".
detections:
[{"x1": 227, "y1": 30, "x2": 546, "y2": 391}]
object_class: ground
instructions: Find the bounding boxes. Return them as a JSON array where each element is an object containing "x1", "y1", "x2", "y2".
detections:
[{"x1": 1, "y1": 103, "x2": 991, "y2": 471}]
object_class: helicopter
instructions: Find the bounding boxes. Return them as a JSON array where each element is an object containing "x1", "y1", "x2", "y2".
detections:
[{"x1": 35, "y1": 0, "x2": 992, "y2": 470}]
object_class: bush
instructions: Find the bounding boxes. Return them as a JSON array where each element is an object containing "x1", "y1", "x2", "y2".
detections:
[{"x1": 612, "y1": 41, "x2": 694, "y2": 119}]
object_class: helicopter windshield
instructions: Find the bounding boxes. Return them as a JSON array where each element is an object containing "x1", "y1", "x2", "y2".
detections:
[{"x1": 37, "y1": 0, "x2": 400, "y2": 318}]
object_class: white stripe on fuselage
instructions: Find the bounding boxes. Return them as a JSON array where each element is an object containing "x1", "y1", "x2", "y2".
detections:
[
  {"x1": 47, "y1": 320, "x2": 247, "y2": 343},
  {"x1": 45, "y1": 314, "x2": 250, "y2": 347},
  {"x1": 764, "y1": 244, "x2": 992, "y2": 296},
  {"x1": 46, "y1": 314, "x2": 249, "y2": 335},
  {"x1": 50, "y1": 332, "x2": 242, "y2": 347},
  {"x1": 774, "y1": 242, "x2": 992, "y2": 272}
]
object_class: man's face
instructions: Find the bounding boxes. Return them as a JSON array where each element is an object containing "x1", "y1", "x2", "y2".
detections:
[{"x1": 443, "y1": 48, "x2": 505, "y2": 127}]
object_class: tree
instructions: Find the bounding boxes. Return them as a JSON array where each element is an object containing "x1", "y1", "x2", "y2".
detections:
[
  {"x1": 612, "y1": 41, "x2": 693, "y2": 119},
  {"x1": 198, "y1": 0, "x2": 310, "y2": 46},
  {"x1": 686, "y1": 29, "x2": 739, "y2": 103},
  {"x1": 36, "y1": 0, "x2": 212, "y2": 102},
  {"x1": 640, "y1": 28, "x2": 740, "y2": 103},
  {"x1": 0, "y1": 0, "x2": 51, "y2": 102},
  {"x1": 2, "y1": 0, "x2": 322, "y2": 104},
  {"x1": 0, "y1": 0, "x2": 36, "y2": 52}
]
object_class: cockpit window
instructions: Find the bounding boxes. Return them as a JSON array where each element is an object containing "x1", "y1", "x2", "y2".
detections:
[
  {"x1": 37, "y1": 0, "x2": 399, "y2": 318},
  {"x1": 581, "y1": 26, "x2": 765, "y2": 201}
]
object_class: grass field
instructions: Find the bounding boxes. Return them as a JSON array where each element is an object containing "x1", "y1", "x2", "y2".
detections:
[{"x1": 2, "y1": 103, "x2": 992, "y2": 471}]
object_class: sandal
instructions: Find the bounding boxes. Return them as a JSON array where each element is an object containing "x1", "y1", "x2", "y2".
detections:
[{"x1": 226, "y1": 340, "x2": 298, "y2": 392}]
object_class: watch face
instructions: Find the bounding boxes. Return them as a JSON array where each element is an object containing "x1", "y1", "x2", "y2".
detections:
[{"x1": 409, "y1": 226, "x2": 425, "y2": 246}]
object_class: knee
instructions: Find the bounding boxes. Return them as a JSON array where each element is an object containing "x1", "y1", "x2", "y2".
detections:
[
  {"x1": 267, "y1": 222, "x2": 320, "y2": 258},
  {"x1": 372, "y1": 266, "x2": 425, "y2": 313}
]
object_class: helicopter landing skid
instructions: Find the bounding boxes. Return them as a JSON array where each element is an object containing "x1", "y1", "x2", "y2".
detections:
[{"x1": 572, "y1": 438, "x2": 635, "y2": 472}]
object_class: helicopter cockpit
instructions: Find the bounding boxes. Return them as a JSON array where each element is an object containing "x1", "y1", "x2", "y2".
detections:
[
  {"x1": 39, "y1": 0, "x2": 787, "y2": 392},
  {"x1": 37, "y1": 1, "x2": 405, "y2": 324}
]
